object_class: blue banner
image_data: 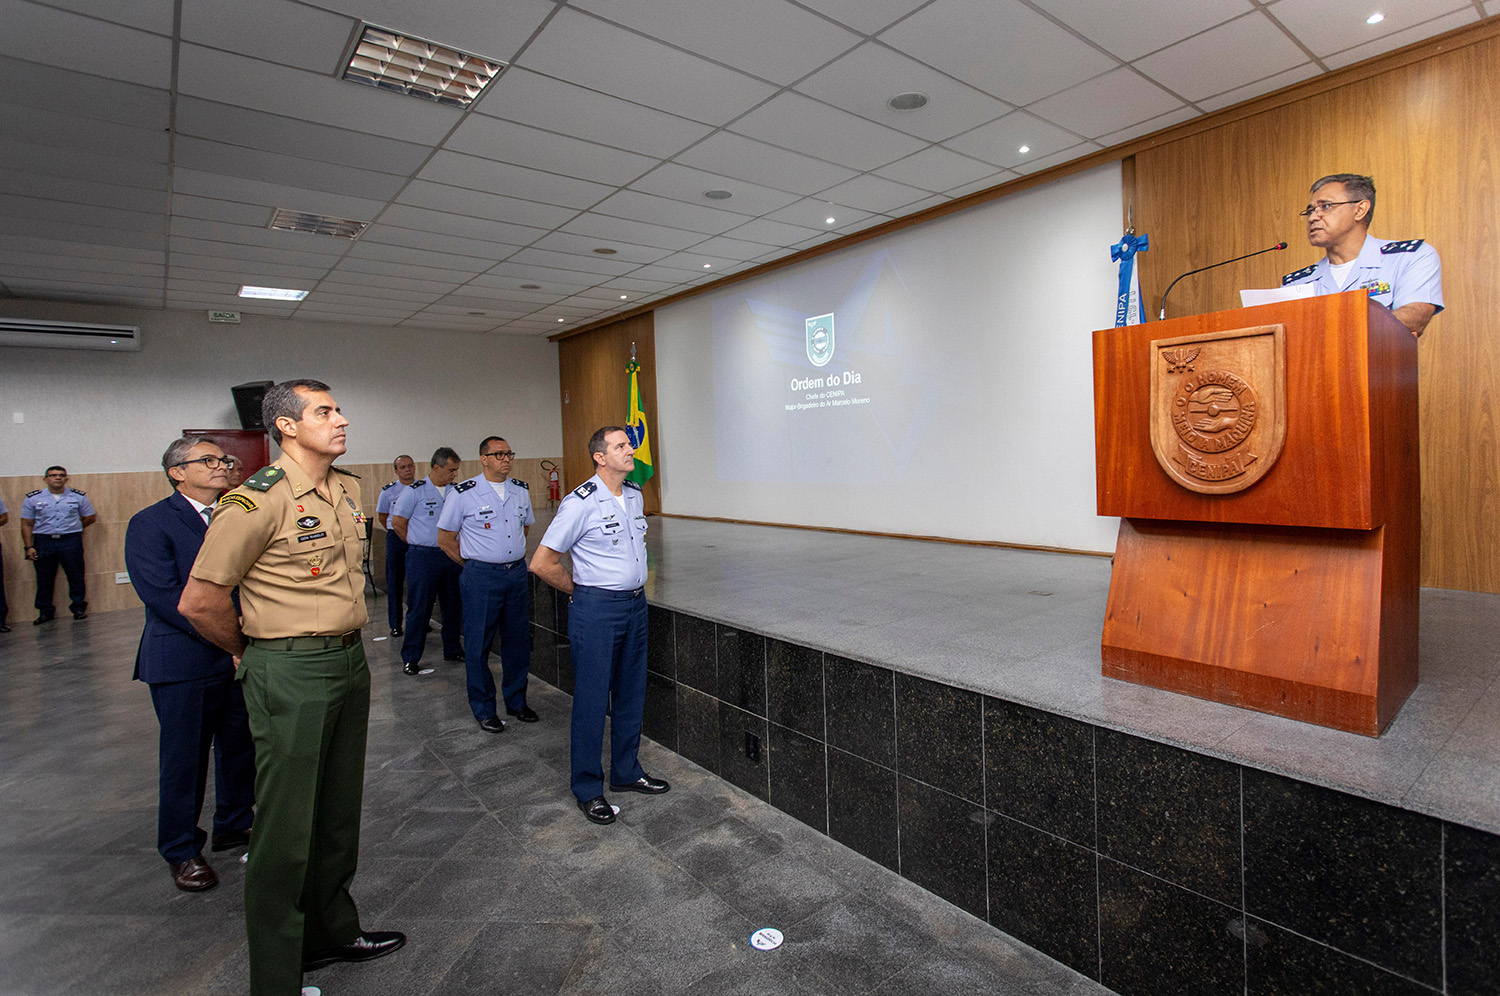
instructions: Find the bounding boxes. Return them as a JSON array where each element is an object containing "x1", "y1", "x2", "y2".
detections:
[{"x1": 1111, "y1": 232, "x2": 1150, "y2": 326}]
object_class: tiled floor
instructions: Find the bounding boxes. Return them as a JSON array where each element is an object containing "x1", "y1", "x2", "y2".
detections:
[{"x1": 0, "y1": 604, "x2": 1111, "y2": 996}]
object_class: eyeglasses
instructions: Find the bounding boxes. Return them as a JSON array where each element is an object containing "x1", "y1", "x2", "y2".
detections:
[
  {"x1": 482, "y1": 450, "x2": 516, "y2": 459},
  {"x1": 1298, "y1": 199, "x2": 1362, "y2": 218},
  {"x1": 174, "y1": 455, "x2": 232, "y2": 469}
]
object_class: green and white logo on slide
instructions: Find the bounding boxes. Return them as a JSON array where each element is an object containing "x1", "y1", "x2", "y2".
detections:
[{"x1": 806, "y1": 313, "x2": 835, "y2": 368}]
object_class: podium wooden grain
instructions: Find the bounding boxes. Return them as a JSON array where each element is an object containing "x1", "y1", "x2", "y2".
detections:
[{"x1": 1093, "y1": 292, "x2": 1419, "y2": 735}]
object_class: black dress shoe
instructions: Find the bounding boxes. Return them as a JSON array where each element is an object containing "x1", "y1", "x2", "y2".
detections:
[
  {"x1": 33, "y1": 614, "x2": 54, "y2": 626},
  {"x1": 0, "y1": 624, "x2": 10, "y2": 633},
  {"x1": 171, "y1": 855, "x2": 218, "y2": 892},
  {"x1": 609, "y1": 774, "x2": 671, "y2": 795},
  {"x1": 578, "y1": 795, "x2": 616, "y2": 825},
  {"x1": 211, "y1": 829, "x2": 250, "y2": 851},
  {"x1": 403, "y1": 661, "x2": 422, "y2": 675},
  {"x1": 72, "y1": 611, "x2": 87, "y2": 621},
  {"x1": 303, "y1": 930, "x2": 407, "y2": 972},
  {"x1": 506, "y1": 705, "x2": 539, "y2": 723},
  {"x1": 477, "y1": 715, "x2": 505, "y2": 734},
  {"x1": 443, "y1": 651, "x2": 466, "y2": 662},
  {"x1": 390, "y1": 627, "x2": 402, "y2": 637}
]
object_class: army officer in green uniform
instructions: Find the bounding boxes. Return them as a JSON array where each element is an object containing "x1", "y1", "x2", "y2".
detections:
[{"x1": 180, "y1": 379, "x2": 404, "y2": 996}]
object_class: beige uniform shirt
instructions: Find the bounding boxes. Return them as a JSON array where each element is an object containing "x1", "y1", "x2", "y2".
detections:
[{"x1": 190, "y1": 456, "x2": 369, "y2": 639}]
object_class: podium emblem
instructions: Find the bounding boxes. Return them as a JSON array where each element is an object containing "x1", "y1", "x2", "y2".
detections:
[{"x1": 1150, "y1": 324, "x2": 1286, "y2": 494}]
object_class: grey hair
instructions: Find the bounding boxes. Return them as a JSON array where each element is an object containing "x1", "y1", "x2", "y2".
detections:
[
  {"x1": 262, "y1": 379, "x2": 330, "y2": 445},
  {"x1": 162, "y1": 435, "x2": 219, "y2": 486},
  {"x1": 1311, "y1": 173, "x2": 1375, "y2": 226}
]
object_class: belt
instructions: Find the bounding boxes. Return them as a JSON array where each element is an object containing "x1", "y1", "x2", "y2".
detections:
[
  {"x1": 41, "y1": 533, "x2": 81, "y2": 540},
  {"x1": 468, "y1": 558, "x2": 525, "y2": 570},
  {"x1": 573, "y1": 584, "x2": 645, "y2": 599},
  {"x1": 248, "y1": 630, "x2": 361, "y2": 650}
]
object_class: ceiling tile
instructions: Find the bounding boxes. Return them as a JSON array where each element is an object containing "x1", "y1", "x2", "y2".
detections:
[
  {"x1": 0, "y1": 249, "x2": 163, "y2": 278},
  {"x1": 472, "y1": 264, "x2": 593, "y2": 293},
  {"x1": 1026, "y1": 67, "x2": 1183, "y2": 140},
  {"x1": 765, "y1": 197, "x2": 874, "y2": 231},
  {"x1": 376, "y1": 204, "x2": 545, "y2": 248},
  {"x1": 675, "y1": 131, "x2": 858, "y2": 195},
  {"x1": 675, "y1": 234, "x2": 781, "y2": 258},
  {"x1": 1010, "y1": 141, "x2": 1103, "y2": 176},
  {"x1": 527, "y1": 231, "x2": 676, "y2": 265},
  {"x1": 644, "y1": 249, "x2": 742, "y2": 274},
  {"x1": 569, "y1": 0, "x2": 861, "y2": 85},
  {"x1": 418, "y1": 150, "x2": 614, "y2": 210},
  {"x1": 0, "y1": 59, "x2": 167, "y2": 130},
  {"x1": 944, "y1": 171, "x2": 1018, "y2": 198},
  {"x1": 721, "y1": 217, "x2": 825, "y2": 247},
  {"x1": 1095, "y1": 105, "x2": 1202, "y2": 147},
  {"x1": 793, "y1": 41, "x2": 1013, "y2": 143},
  {"x1": 1269, "y1": 0, "x2": 1473, "y2": 59},
  {"x1": 174, "y1": 98, "x2": 433, "y2": 175},
  {"x1": 504, "y1": 246, "x2": 640, "y2": 277},
  {"x1": 396, "y1": 179, "x2": 579, "y2": 230},
  {"x1": 874, "y1": 145, "x2": 1003, "y2": 193},
  {"x1": 180, "y1": 0, "x2": 351, "y2": 72},
  {"x1": 319, "y1": 280, "x2": 455, "y2": 304},
  {"x1": 0, "y1": 192, "x2": 162, "y2": 233},
  {"x1": 0, "y1": 104, "x2": 169, "y2": 164},
  {"x1": 878, "y1": 0, "x2": 1119, "y2": 105},
  {"x1": 1028, "y1": 0, "x2": 1256, "y2": 62},
  {"x1": 1, "y1": 2, "x2": 173, "y2": 88},
  {"x1": 627, "y1": 162, "x2": 800, "y2": 217},
  {"x1": 170, "y1": 236, "x2": 345, "y2": 267},
  {"x1": 559, "y1": 213, "x2": 707, "y2": 251},
  {"x1": 590, "y1": 189, "x2": 750, "y2": 236},
  {"x1": 174, "y1": 136, "x2": 408, "y2": 201},
  {"x1": 172, "y1": 168, "x2": 390, "y2": 223},
  {"x1": 471, "y1": 67, "x2": 712, "y2": 158},
  {"x1": 0, "y1": 234, "x2": 164, "y2": 265},
  {"x1": 793, "y1": 0, "x2": 932, "y2": 35},
  {"x1": 0, "y1": 168, "x2": 166, "y2": 215},
  {"x1": 512, "y1": 7, "x2": 778, "y2": 125},
  {"x1": 171, "y1": 255, "x2": 328, "y2": 281},
  {"x1": 445, "y1": 114, "x2": 657, "y2": 186},
  {"x1": 171, "y1": 195, "x2": 281, "y2": 228},
  {"x1": 1319, "y1": 8, "x2": 1480, "y2": 69},
  {"x1": 361, "y1": 223, "x2": 524, "y2": 263},
  {"x1": 332, "y1": 253, "x2": 476, "y2": 283},
  {"x1": 345, "y1": 240, "x2": 492, "y2": 274},
  {"x1": 1194, "y1": 63, "x2": 1321, "y2": 113},
  {"x1": 815, "y1": 173, "x2": 931, "y2": 214},
  {"x1": 1132, "y1": 12, "x2": 1307, "y2": 103},
  {"x1": 943, "y1": 110, "x2": 1083, "y2": 169},
  {"x1": 0, "y1": 214, "x2": 165, "y2": 251},
  {"x1": 729, "y1": 91, "x2": 927, "y2": 171},
  {"x1": 317, "y1": 267, "x2": 461, "y2": 295},
  {"x1": 315, "y1": 0, "x2": 557, "y2": 65}
]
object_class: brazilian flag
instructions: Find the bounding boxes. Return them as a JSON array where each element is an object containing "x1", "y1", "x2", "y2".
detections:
[{"x1": 625, "y1": 358, "x2": 654, "y2": 485}]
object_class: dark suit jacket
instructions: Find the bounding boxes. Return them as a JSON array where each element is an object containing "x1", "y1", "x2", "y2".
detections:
[{"x1": 125, "y1": 492, "x2": 235, "y2": 683}]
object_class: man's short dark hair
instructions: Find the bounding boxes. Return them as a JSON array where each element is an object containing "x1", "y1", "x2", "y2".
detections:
[
  {"x1": 1311, "y1": 173, "x2": 1376, "y2": 226},
  {"x1": 393, "y1": 454, "x2": 413, "y2": 467},
  {"x1": 479, "y1": 436, "x2": 506, "y2": 456},
  {"x1": 431, "y1": 446, "x2": 461, "y2": 468},
  {"x1": 588, "y1": 426, "x2": 626, "y2": 469},
  {"x1": 162, "y1": 436, "x2": 218, "y2": 486},
  {"x1": 262, "y1": 379, "x2": 330, "y2": 445},
  {"x1": 45, "y1": 465, "x2": 67, "y2": 476}
]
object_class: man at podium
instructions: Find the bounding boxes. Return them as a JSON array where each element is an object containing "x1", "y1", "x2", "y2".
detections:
[{"x1": 1281, "y1": 173, "x2": 1443, "y2": 336}]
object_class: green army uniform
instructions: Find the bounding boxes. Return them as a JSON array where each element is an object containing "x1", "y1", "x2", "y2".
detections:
[{"x1": 190, "y1": 456, "x2": 370, "y2": 996}]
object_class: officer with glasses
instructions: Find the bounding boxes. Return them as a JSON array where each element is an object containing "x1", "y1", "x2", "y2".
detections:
[{"x1": 1282, "y1": 172, "x2": 1443, "y2": 336}]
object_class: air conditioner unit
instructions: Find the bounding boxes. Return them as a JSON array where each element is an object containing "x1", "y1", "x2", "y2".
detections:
[{"x1": 0, "y1": 317, "x2": 141, "y2": 351}]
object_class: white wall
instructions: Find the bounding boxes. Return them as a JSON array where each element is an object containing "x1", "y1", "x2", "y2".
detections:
[
  {"x1": 656, "y1": 163, "x2": 1123, "y2": 553},
  {"x1": 0, "y1": 300, "x2": 562, "y2": 474}
]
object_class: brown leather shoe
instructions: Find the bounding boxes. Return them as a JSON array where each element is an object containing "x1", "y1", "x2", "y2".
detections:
[{"x1": 171, "y1": 855, "x2": 218, "y2": 892}]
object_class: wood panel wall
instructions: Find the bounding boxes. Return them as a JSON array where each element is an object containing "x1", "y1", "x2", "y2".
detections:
[
  {"x1": 1133, "y1": 27, "x2": 1500, "y2": 591},
  {"x1": 555, "y1": 311, "x2": 662, "y2": 512}
]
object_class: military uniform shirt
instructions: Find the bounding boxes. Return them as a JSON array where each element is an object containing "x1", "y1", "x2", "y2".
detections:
[
  {"x1": 190, "y1": 457, "x2": 368, "y2": 639},
  {"x1": 388, "y1": 476, "x2": 451, "y2": 547},
  {"x1": 437, "y1": 474, "x2": 533, "y2": 563},
  {"x1": 20, "y1": 487, "x2": 96, "y2": 534},
  {"x1": 538, "y1": 475, "x2": 647, "y2": 590},
  {"x1": 375, "y1": 480, "x2": 403, "y2": 523},
  {"x1": 0, "y1": 496, "x2": 8, "y2": 516},
  {"x1": 1282, "y1": 234, "x2": 1444, "y2": 314}
]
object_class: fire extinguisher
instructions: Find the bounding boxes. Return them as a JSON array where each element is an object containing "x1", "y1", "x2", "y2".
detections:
[{"x1": 541, "y1": 460, "x2": 561, "y2": 505}]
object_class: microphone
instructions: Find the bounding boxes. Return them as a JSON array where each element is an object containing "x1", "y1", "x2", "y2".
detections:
[{"x1": 1158, "y1": 242, "x2": 1288, "y2": 320}]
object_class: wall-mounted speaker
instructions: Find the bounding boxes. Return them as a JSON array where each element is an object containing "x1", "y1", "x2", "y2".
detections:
[{"x1": 230, "y1": 381, "x2": 274, "y2": 430}]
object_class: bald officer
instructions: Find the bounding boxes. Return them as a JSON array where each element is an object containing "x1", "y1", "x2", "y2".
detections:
[
  {"x1": 179, "y1": 379, "x2": 403, "y2": 996},
  {"x1": 438, "y1": 436, "x2": 536, "y2": 733},
  {"x1": 376, "y1": 454, "x2": 418, "y2": 637},
  {"x1": 531, "y1": 426, "x2": 669, "y2": 825}
]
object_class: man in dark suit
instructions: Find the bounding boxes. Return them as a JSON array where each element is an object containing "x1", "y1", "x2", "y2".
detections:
[{"x1": 125, "y1": 436, "x2": 255, "y2": 892}]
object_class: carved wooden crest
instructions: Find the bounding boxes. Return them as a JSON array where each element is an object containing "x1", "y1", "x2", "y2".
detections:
[{"x1": 1149, "y1": 324, "x2": 1286, "y2": 494}]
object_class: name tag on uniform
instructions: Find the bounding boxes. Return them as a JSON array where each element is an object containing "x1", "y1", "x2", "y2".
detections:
[
  {"x1": 298, "y1": 531, "x2": 328, "y2": 542},
  {"x1": 602, "y1": 519, "x2": 622, "y2": 533}
]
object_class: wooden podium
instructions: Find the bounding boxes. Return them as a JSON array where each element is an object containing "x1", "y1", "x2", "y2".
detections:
[{"x1": 1092, "y1": 292, "x2": 1419, "y2": 736}]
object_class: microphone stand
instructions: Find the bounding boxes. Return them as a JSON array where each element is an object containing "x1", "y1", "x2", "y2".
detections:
[{"x1": 1158, "y1": 242, "x2": 1288, "y2": 320}]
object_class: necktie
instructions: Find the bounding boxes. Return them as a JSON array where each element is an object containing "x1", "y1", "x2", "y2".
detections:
[{"x1": 202, "y1": 507, "x2": 213, "y2": 527}]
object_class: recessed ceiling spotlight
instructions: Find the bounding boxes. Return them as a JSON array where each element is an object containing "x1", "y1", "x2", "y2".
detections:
[
  {"x1": 521, "y1": 284, "x2": 541, "y2": 289},
  {"x1": 1018, "y1": 145, "x2": 1031, "y2": 154},
  {"x1": 704, "y1": 189, "x2": 733, "y2": 200},
  {"x1": 702, "y1": 263, "x2": 713, "y2": 269},
  {"x1": 888, "y1": 91, "x2": 928, "y2": 111},
  {"x1": 556, "y1": 317, "x2": 566, "y2": 323},
  {"x1": 1366, "y1": 12, "x2": 1385, "y2": 24},
  {"x1": 239, "y1": 285, "x2": 308, "y2": 301},
  {"x1": 619, "y1": 294, "x2": 628, "y2": 300},
  {"x1": 825, "y1": 216, "x2": 837, "y2": 225},
  {"x1": 592, "y1": 247, "x2": 618, "y2": 254}
]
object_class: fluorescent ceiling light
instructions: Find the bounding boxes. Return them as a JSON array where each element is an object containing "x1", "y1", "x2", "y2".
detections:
[
  {"x1": 343, "y1": 24, "x2": 504, "y2": 108},
  {"x1": 239, "y1": 286, "x2": 309, "y2": 301},
  {"x1": 270, "y1": 209, "x2": 367, "y2": 239}
]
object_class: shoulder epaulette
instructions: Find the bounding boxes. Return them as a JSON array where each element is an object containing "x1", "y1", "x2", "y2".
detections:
[
  {"x1": 242, "y1": 465, "x2": 287, "y2": 492},
  {"x1": 25, "y1": 489, "x2": 42, "y2": 497},
  {"x1": 512, "y1": 478, "x2": 529, "y2": 490},
  {"x1": 454, "y1": 479, "x2": 477, "y2": 493},
  {"x1": 410, "y1": 481, "x2": 425, "y2": 489},
  {"x1": 71, "y1": 488, "x2": 87, "y2": 495},
  {"x1": 217, "y1": 492, "x2": 258, "y2": 512},
  {"x1": 333, "y1": 466, "x2": 360, "y2": 478},
  {"x1": 1282, "y1": 264, "x2": 1317, "y2": 285},
  {"x1": 571, "y1": 481, "x2": 597, "y2": 499},
  {"x1": 622, "y1": 479, "x2": 642, "y2": 492},
  {"x1": 1381, "y1": 239, "x2": 1424, "y2": 254},
  {"x1": 381, "y1": 481, "x2": 399, "y2": 491}
]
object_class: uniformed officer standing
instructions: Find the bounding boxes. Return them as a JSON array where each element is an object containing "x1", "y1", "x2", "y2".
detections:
[
  {"x1": 531, "y1": 426, "x2": 669, "y2": 825},
  {"x1": 0, "y1": 495, "x2": 10, "y2": 632},
  {"x1": 1282, "y1": 173, "x2": 1443, "y2": 336},
  {"x1": 390, "y1": 448, "x2": 465, "y2": 674},
  {"x1": 179, "y1": 379, "x2": 404, "y2": 996},
  {"x1": 19, "y1": 465, "x2": 97, "y2": 623},
  {"x1": 375, "y1": 454, "x2": 418, "y2": 637},
  {"x1": 437, "y1": 436, "x2": 536, "y2": 733}
]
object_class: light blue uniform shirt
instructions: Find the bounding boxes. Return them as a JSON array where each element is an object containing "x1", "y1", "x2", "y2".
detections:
[
  {"x1": 1282, "y1": 234, "x2": 1444, "y2": 315},
  {"x1": 20, "y1": 487, "x2": 96, "y2": 535},
  {"x1": 437, "y1": 474, "x2": 534, "y2": 564},
  {"x1": 389, "y1": 476, "x2": 451, "y2": 548},
  {"x1": 538, "y1": 475, "x2": 647, "y2": 590},
  {"x1": 375, "y1": 481, "x2": 403, "y2": 520}
]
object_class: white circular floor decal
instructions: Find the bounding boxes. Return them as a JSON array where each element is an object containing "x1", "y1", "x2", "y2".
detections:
[{"x1": 749, "y1": 927, "x2": 784, "y2": 951}]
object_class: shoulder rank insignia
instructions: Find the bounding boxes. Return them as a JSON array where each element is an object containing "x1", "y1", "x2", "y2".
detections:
[
  {"x1": 1380, "y1": 239, "x2": 1424, "y2": 254},
  {"x1": 25, "y1": 489, "x2": 42, "y2": 497},
  {"x1": 454, "y1": 479, "x2": 478, "y2": 493},
  {"x1": 71, "y1": 488, "x2": 87, "y2": 495},
  {"x1": 572, "y1": 481, "x2": 598, "y2": 499},
  {"x1": 218, "y1": 492, "x2": 258, "y2": 512},
  {"x1": 512, "y1": 478, "x2": 529, "y2": 490},
  {"x1": 1281, "y1": 264, "x2": 1317, "y2": 285},
  {"x1": 622, "y1": 479, "x2": 642, "y2": 492},
  {"x1": 410, "y1": 481, "x2": 425, "y2": 489},
  {"x1": 333, "y1": 466, "x2": 360, "y2": 478},
  {"x1": 381, "y1": 481, "x2": 399, "y2": 491},
  {"x1": 242, "y1": 465, "x2": 285, "y2": 492}
]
